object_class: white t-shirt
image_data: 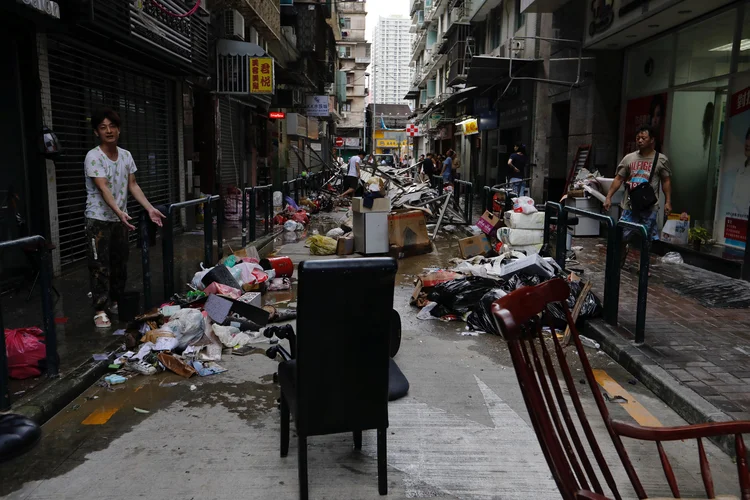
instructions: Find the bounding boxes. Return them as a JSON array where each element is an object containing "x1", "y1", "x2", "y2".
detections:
[
  {"x1": 348, "y1": 155, "x2": 361, "y2": 177},
  {"x1": 84, "y1": 146, "x2": 137, "y2": 221}
]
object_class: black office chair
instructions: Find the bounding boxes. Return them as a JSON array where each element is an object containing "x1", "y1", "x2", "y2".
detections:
[{"x1": 278, "y1": 258, "x2": 397, "y2": 499}]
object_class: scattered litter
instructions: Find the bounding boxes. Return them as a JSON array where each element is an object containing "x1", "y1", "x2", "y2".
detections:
[
  {"x1": 92, "y1": 353, "x2": 110, "y2": 362},
  {"x1": 13, "y1": 390, "x2": 25, "y2": 396},
  {"x1": 417, "y1": 302, "x2": 440, "y2": 320},
  {"x1": 190, "y1": 384, "x2": 197, "y2": 391},
  {"x1": 578, "y1": 335, "x2": 600, "y2": 350},
  {"x1": 112, "y1": 329, "x2": 126, "y2": 336},
  {"x1": 159, "y1": 305, "x2": 182, "y2": 317},
  {"x1": 603, "y1": 393, "x2": 628, "y2": 404},
  {"x1": 572, "y1": 246, "x2": 584, "y2": 252},
  {"x1": 133, "y1": 407, "x2": 150, "y2": 414},
  {"x1": 627, "y1": 378, "x2": 638, "y2": 386},
  {"x1": 460, "y1": 331, "x2": 480, "y2": 336},
  {"x1": 104, "y1": 374, "x2": 127, "y2": 385},
  {"x1": 191, "y1": 361, "x2": 228, "y2": 377},
  {"x1": 159, "y1": 381, "x2": 179, "y2": 388},
  {"x1": 661, "y1": 252, "x2": 684, "y2": 264}
]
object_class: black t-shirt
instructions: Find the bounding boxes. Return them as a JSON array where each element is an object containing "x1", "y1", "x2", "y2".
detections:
[
  {"x1": 423, "y1": 158, "x2": 435, "y2": 176},
  {"x1": 509, "y1": 153, "x2": 527, "y2": 178}
]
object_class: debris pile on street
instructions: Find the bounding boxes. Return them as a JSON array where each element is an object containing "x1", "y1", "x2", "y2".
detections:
[
  {"x1": 95, "y1": 245, "x2": 300, "y2": 386},
  {"x1": 410, "y1": 195, "x2": 602, "y2": 336}
]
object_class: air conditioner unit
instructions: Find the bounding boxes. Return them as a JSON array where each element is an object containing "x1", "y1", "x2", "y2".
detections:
[
  {"x1": 341, "y1": 112, "x2": 348, "y2": 119},
  {"x1": 222, "y1": 9, "x2": 245, "y2": 41}
]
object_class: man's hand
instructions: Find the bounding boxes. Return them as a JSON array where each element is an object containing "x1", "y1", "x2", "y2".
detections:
[
  {"x1": 664, "y1": 201, "x2": 672, "y2": 217},
  {"x1": 148, "y1": 207, "x2": 166, "y2": 227},
  {"x1": 603, "y1": 197, "x2": 612, "y2": 212},
  {"x1": 117, "y1": 210, "x2": 136, "y2": 231}
]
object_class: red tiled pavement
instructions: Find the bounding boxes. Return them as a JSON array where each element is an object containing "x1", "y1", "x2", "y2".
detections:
[{"x1": 573, "y1": 237, "x2": 750, "y2": 420}]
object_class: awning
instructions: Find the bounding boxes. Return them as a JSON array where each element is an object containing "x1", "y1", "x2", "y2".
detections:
[
  {"x1": 466, "y1": 56, "x2": 539, "y2": 87},
  {"x1": 404, "y1": 87, "x2": 420, "y2": 100},
  {"x1": 217, "y1": 40, "x2": 267, "y2": 57},
  {"x1": 441, "y1": 86, "x2": 478, "y2": 106}
]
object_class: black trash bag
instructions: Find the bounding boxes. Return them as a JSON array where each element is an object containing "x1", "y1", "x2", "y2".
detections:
[
  {"x1": 429, "y1": 304, "x2": 454, "y2": 318},
  {"x1": 427, "y1": 277, "x2": 500, "y2": 315},
  {"x1": 503, "y1": 273, "x2": 543, "y2": 293},
  {"x1": 545, "y1": 280, "x2": 602, "y2": 328},
  {"x1": 466, "y1": 289, "x2": 507, "y2": 335}
]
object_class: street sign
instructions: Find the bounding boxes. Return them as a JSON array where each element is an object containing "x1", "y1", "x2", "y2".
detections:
[
  {"x1": 406, "y1": 123, "x2": 420, "y2": 137},
  {"x1": 269, "y1": 111, "x2": 286, "y2": 119},
  {"x1": 335, "y1": 137, "x2": 345, "y2": 147}
]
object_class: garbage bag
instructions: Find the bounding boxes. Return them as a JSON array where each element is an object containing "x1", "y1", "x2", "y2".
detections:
[
  {"x1": 5, "y1": 327, "x2": 46, "y2": 379},
  {"x1": 284, "y1": 220, "x2": 298, "y2": 232},
  {"x1": 326, "y1": 228, "x2": 345, "y2": 240},
  {"x1": 165, "y1": 309, "x2": 206, "y2": 351},
  {"x1": 544, "y1": 280, "x2": 602, "y2": 328},
  {"x1": 191, "y1": 265, "x2": 211, "y2": 290},
  {"x1": 504, "y1": 273, "x2": 544, "y2": 291},
  {"x1": 466, "y1": 290, "x2": 507, "y2": 335},
  {"x1": 512, "y1": 196, "x2": 538, "y2": 214},
  {"x1": 307, "y1": 235, "x2": 337, "y2": 256},
  {"x1": 427, "y1": 277, "x2": 500, "y2": 315},
  {"x1": 661, "y1": 252, "x2": 684, "y2": 264}
]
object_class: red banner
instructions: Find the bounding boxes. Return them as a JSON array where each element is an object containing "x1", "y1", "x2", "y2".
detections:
[
  {"x1": 724, "y1": 217, "x2": 748, "y2": 243},
  {"x1": 622, "y1": 93, "x2": 668, "y2": 155},
  {"x1": 730, "y1": 86, "x2": 750, "y2": 117}
]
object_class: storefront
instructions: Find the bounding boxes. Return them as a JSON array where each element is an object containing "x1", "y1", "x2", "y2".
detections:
[{"x1": 611, "y1": 1, "x2": 749, "y2": 249}]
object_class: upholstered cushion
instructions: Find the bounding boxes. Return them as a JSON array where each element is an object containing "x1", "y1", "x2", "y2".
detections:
[{"x1": 0, "y1": 414, "x2": 41, "y2": 462}]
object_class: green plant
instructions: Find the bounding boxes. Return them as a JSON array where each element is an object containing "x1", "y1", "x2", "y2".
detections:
[{"x1": 689, "y1": 226, "x2": 711, "y2": 244}]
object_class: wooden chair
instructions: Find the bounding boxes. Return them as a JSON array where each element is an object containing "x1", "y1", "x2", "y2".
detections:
[
  {"x1": 277, "y1": 257, "x2": 397, "y2": 500},
  {"x1": 491, "y1": 278, "x2": 750, "y2": 500}
]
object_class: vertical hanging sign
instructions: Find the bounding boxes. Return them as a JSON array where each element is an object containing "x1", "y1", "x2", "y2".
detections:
[{"x1": 249, "y1": 57, "x2": 275, "y2": 94}]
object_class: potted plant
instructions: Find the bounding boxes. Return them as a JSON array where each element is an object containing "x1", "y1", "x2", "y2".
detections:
[{"x1": 688, "y1": 226, "x2": 711, "y2": 251}]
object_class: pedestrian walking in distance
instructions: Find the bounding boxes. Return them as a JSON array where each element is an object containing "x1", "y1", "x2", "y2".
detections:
[
  {"x1": 604, "y1": 124, "x2": 672, "y2": 273},
  {"x1": 85, "y1": 108, "x2": 165, "y2": 328}
]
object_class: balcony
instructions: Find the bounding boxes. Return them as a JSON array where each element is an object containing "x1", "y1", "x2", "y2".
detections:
[
  {"x1": 355, "y1": 56, "x2": 371, "y2": 65},
  {"x1": 338, "y1": 1, "x2": 366, "y2": 14},
  {"x1": 213, "y1": 0, "x2": 281, "y2": 42},
  {"x1": 410, "y1": 0, "x2": 424, "y2": 16}
]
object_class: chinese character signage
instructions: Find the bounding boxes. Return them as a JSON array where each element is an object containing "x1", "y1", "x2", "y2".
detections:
[
  {"x1": 249, "y1": 57, "x2": 274, "y2": 94},
  {"x1": 716, "y1": 76, "x2": 750, "y2": 248},
  {"x1": 462, "y1": 119, "x2": 479, "y2": 135},
  {"x1": 305, "y1": 96, "x2": 329, "y2": 117},
  {"x1": 377, "y1": 139, "x2": 398, "y2": 148}
]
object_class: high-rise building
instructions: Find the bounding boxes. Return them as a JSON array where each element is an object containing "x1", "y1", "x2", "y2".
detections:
[
  {"x1": 336, "y1": 0, "x2": 370, "y2": 158},
  {"x1": 372, "y1": 16, "x2": 412, "y2": 107}
]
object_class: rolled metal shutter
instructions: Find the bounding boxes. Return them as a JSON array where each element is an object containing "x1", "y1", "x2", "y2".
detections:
[
  {"x1": 219, "y1": 97, "x2": 242, "y2": 192},
  {"x1": 46, "y1": 36, "x2": 177, "y2": 267}
]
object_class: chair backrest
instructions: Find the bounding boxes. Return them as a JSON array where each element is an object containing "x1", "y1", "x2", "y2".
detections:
[
  {"x1": 491, "y1": 279, "x2": 646, "y2": 500},
  {"x1": 296, "y1": 257, "x2": 397, "y2": 438}
]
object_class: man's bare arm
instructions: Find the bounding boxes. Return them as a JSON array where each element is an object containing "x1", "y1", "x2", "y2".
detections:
[
  {"x1": 603, "y1": 174, "x2": 626, "y2": 212},
  {"x1": 94, "y1": 177, "x2": 135, "y2": 230}
]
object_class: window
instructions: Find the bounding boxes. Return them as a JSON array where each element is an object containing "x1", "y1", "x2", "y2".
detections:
[
  {"x1": 347, "y1": 73, "x2": 354, "y2": 84},
  {"x1": 674, "y1": 9, "x2": 735, "y2": 85},
  {"x1": 340, "y1": 17, "x2": 351, "y2": 29},
  {"x1": 515, "y1": 0, "x2": 525, "y2": 31},
  {"x1": 339, "y1": 46, "x2": 352, "y2": 58},
  {"x1": 490, "y1": 7, "x2": 501, "y2": 49},
  {"x1": 342, "y1": 101, "x2": 352, "y2": 112}
]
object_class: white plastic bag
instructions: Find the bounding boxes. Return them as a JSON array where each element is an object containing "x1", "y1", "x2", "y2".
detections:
[
  {"x1": 284, "y1": 220, "x2": 297, "y2": 232},
  {"x1": 191, "y1": 264, "x2": 211, "y2": 290},
  {"x1": 326, "y1": 228, "x2": 345, "y2": 240},
  {"x1": 273, "y1": 191, "x2": 283, "y2": 207},
  {"x1": 512, "y1": 196, "x2": 538, "y2": 214},
  {"x1": 497, "y1": 227, "x2": 544, "y2": 246},
  {"x1": 212, "y1": 324, "x2": 252, "y2": 348},
  {"x1": 417, "y1": 302, "x2": 440, "y2": 320},
  {"x1": 165, "y1": 309, "x2": 206, "y2": 350},
  {"x1": 661, "y1": 252, "x2": 684, "y2": 265}
]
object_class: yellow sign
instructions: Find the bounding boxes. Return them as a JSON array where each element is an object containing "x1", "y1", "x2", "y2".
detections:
[
  {"x1": 462, "y1": 119, "x2": 479, "y2": 135},
  {"x1": 377, "y1": 139, "x2": 398, "y2": 147},
  {"x1": 249, "y1": 57, "x2": 274, "y2": 94}
]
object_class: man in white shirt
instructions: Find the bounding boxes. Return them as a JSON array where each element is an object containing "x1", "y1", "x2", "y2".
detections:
[
  {"x1": 85, "y1": 108, "x2": 165, "y2": 328},
  {"x1": 341, "y1": 150, "x2": 363, "y2": 197}
]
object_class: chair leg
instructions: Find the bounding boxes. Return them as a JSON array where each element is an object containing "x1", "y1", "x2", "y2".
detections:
[
  {"x1": 280, "y1": 394, "x2": 290, "y2": 457},
  {"x1": 377, "y1": 428, "x2": 387, "y2": 495},
  {"x1": 353, "y1": 430, "x2": 362, "y2": 450},
  {"x1": 26, "y1": 271, "x2": 39, "y2": 302},
  {"x1": 298, "y1": 435, "x2": 308, "y2": 500}
]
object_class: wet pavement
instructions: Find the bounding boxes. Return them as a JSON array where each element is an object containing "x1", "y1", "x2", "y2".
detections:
[{"x1": 0, "y1": 210, "x2": 743, "y2": 499}]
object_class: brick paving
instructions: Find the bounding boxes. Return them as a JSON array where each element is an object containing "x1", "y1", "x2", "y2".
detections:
[{"x1": 572, "y1": 237, "x2": 750, "y2": 421}]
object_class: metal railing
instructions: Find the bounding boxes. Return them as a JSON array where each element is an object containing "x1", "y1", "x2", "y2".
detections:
[
  {"x1": 452, "y1": 179, "x2": 474, "y2": 225},
  {"x1": 141, "y1": 196, "x2": 223, "y2": 306},
  {"x1": 241, "y1": 185, "x2": 274, "y2": 247},
  {"x1": 541, "y1": 202, "x2": 651, "y2": 344},
  {"x1": 282, "y1": 178, "x2": 301, "y2": 208},
  {"x1": 0, "y1": 236, "x2": 58, "y2": 411},
  {"x1": 481, "y1": 178, "x2": 532, "y2": 214}
]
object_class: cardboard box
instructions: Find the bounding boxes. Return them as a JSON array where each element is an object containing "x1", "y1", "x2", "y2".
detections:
[
  {"x1": 352, "y1": 197, "x2": 391, "y2": 213},
  {"x1": 476, "y1": 211, "x2": 503, "y2": 236},
  {"x1": 389, "y1": 242, "x2": 433, "y2": 260},
  {"x1": 458, "y1": 234, "x2": 491, "y2": 259},
  {"x1": 388, "y1": 210, "x2": 430, "y2": 248},
  {"x1": 419, "y1": 271, "x2": 461, "y2": 288},
  {"x1": 336, "y1": 233, "x2": 355, "y2": 255}
]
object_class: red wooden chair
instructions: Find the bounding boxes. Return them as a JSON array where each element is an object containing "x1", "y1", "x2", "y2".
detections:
[{"x1": 491, "y1": 278, "x2": 750, "y2": 500}]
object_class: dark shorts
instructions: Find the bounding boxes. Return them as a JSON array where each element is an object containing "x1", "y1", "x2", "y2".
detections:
[{"x1": 345, "y1": 176, "x2": 359, "y2": 190}]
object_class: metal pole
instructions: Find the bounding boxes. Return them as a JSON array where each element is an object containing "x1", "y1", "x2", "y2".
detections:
[
  {"x1": 555, "y1": 209, "x2": 568, "y2": 270},
  {"x1": 635, "y1": 227, "x2": 650, "y2": 345},
  {"x1": 140, "y1": 211, "x2": 152, "y2": 310},
  {"x1": 241, "y1": 187, "x2": 248, "y2": 247},
  {"x1": 216, "y1": 196, "x2": 223, "y2": 260},
  {"x1": 162, "y1": 210, "x2": 174, "y2": 301},
  {"x1": 0, "y1": 302, "x2": 8, "y2": 411},
  {"x1": 611, "y1": 226, "x2": 623, "y2": 327},
  {"x1": 204, "y1": 195, "x2": 213, "y2": 267},
  {"x1": 603, "y1": 221, "x2": 617, "y2": 325},
  {"x1": 249, "y1": 187, "x2": 257, "y2": 243},
  {"x1": 266, "y1": 188, "x2": 272, "y2": 235},
  {"x1": 39, "y1": 246, "x2": 58, "y2": 378}
]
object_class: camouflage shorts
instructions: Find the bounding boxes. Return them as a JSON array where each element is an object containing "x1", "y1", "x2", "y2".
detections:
[{"x1": 86, "y1": 218, "x2": 130, "y2": 311}]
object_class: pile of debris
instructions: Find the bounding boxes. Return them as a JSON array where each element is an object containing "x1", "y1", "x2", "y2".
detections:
[{"x1": 99, "y1": 247, "x2": 297, "y2": 385}]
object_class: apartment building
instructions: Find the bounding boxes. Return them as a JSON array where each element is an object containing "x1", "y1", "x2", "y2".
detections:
[
  {"x1": 372, "y1": 16, "x2": 413, "y2": 107},
  {"x1": 337, "y1": 0, "x2": 370, "y2": 158}
]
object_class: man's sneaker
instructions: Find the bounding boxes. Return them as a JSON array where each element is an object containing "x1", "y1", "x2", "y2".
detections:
[{"x1": 129, "y1": 360, "x2": 157, "y2": 376}]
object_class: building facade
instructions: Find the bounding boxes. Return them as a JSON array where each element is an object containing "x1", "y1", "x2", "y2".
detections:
[
  {"x1": 372, "y1": 16, "x2": 413, "y2": 107},
  {"x1": 336, "y1": 0, "x2": 370, "y2": 158}
]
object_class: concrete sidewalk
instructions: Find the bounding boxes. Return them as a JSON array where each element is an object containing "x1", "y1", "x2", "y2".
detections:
[
  {"x1": 4, "y1": 221, "x2": 276, "y2": 421},
  {"x1": 574, "y1": 237, "x2": 750, "y2": 436}
]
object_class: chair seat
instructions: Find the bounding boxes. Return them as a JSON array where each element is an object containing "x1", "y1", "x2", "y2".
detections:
[
  {"x1": 0, "y1": 414, "x2": 41, "y2": 462},
  {"x1": 278, "y1": 357, "x2": 410, "y2": 414}
]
